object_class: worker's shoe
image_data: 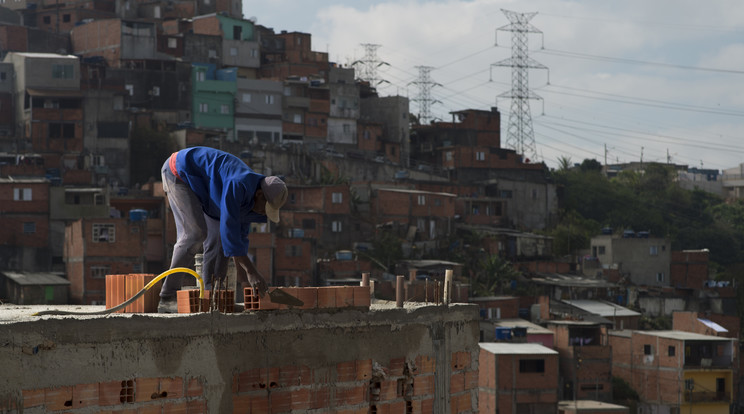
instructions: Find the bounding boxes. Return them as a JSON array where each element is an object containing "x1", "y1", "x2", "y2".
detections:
[{"x1": 157, "y1": 296, "x2": 178, "y2": 314}]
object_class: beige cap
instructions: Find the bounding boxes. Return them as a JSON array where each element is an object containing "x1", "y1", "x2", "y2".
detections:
[{"x1": 261, "y1": 176, "x2": 288, "y2": 223}]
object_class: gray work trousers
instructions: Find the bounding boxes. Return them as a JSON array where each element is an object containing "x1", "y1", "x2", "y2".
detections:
[{"x1": 160, "y1": 159, "x2": 228, "y2": 297}]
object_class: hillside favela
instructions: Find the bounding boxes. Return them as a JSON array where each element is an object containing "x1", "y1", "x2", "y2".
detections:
[{"x1": 1, "y1": 1, "x2": 744, "y2": 413}]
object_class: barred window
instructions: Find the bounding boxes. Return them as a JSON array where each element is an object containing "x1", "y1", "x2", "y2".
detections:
[{"x1": 92, "y1": 223, "x2": 115, "y2": 243}]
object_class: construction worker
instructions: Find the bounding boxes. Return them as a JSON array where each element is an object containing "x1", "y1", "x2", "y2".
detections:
[{"x1": 158, "y1": 146, "x2": 287, "y2": 313}]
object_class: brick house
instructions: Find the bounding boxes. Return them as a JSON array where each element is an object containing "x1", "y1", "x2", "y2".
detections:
[
  {"x1": 479, "y1": 342, "x2": 559, "y2": 414},
  {"x1": 64, "y1": 217, "x2": 148, "y2": 304},
  {"x1": 0, "y1": 177, "x2": 51, "y2": 271},
  {"x1": 610, "y1": 330, "x2": 735, "y2": 414},
  {"x1": 546, "y1": 320, "x2": 613, "y2": 402}
]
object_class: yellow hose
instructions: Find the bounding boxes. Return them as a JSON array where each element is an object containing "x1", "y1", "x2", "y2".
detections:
[{"x1": 33, "y1": 267, "x2": 204, "y2": 316}]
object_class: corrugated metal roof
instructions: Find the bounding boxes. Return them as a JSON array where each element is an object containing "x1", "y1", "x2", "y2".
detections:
[
  {"x1": 563, "y1": 300, "x2": 640, "y2": 317},
  {"x1": 698, "y1": 318, "x2": 728, "y2": 333},
  {"x1": 495, "y1": 319, "x2": 554, "y2": 335},
  {"x1": 2, "y1": 272, "x2": 70, "y2": 286},
  {"x1": 637, "y1": 330, "x2": 732, "y2": 341},
  {"x1": 479, "y1": 342, "x2": 558, "y2": 355}
]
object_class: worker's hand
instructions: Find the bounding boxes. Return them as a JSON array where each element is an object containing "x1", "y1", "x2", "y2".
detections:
[{"x1": 246, "y1": 272, "x2": 268, "y2": 298}]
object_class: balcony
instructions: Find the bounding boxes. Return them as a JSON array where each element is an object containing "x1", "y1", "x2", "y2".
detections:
[{"x1": 684, "y1": 391, "x2": 730, "y2": 403}]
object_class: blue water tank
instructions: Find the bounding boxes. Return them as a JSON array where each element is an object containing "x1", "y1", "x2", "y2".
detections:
[
  {"x1": 495, "y1": 327, "x2": 512, "y2": 340},
  {"x1": 129, "y1": 209, "x2": 148, "y2": 222}
]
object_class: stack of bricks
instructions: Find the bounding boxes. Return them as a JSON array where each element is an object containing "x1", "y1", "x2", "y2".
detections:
[
  {"x1": 18, "y1": 376, "x2": 206, "y2": 412},
  {"x1": 243, "y1": 286, "x2": 371, "y2": 310},
  {"x1": 105, "y1": 274, "x2": 162, "y2": 313},
  {"x1": 176, "y1": 289, "x2": 235, "y2": 313}
]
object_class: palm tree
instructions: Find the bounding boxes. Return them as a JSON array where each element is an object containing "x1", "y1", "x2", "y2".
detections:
[{"x1": 473, "y1": 255, "x2": 521, "y2": 296}]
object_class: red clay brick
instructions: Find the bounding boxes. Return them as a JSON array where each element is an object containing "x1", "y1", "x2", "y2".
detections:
[
  {"x1": 22, "y1": 388, "x2": 44, "y2": 408},
  {"x1": 99, "y1": 380, "x2": 129, "y2": 405},
  {"x1": 317, "y1": 286, "x2": 337, "y2": 308},
  {"x1": 235, "y1": 368, "x2": 263, "y2": 392},
  {"x1": 379, "y1": 380, "x2": 398, "y2": 401},
  {"x1": 186, "y1": 399, "x2": 207, "y2": 413},
  {"x1": 335, "y1": 384, "x2": 367, "y2": 406},
  {"x1": 292, "y1": 287, "x2": 318, "y2": 309},
  {"x1": 464, "y1": 370, "x2": 479, "y2": 390},
  {"x1": 352, "y1": 286, "x2": 371, "y2": 308},
  {"x1": 160, "y1": 377, "x2": 184, "y2": 399},
  {"x1": 232, "y1": 394, "x2": 251, "y2": 413},
  {"x1": 138, "y1": 404, "x2": 162, "y2": 414},
  {"x1": 413, "y1": 375, "x2": 436, "y2": 397},
  {"x1": 186, "y1": 377, "x2": 204, "y2": 398},
  {"x1": 310, "y1": 388, "x2": 330, "y2": 409},
  {"x1": 450, "y1": 392, "x2": 472, "y2": 412},
  {"x1": 451, "y1": 351, "x2": 471, "y2": 371},
  {"x1": 336, "y1": 286, "x2": 354, "y2": 307},
  {"x1": 260, "y1": 367, "x2": 280, "y2": 388},
  {"x1": 162, "y1": 401, "x2": 188, "y2": 413},
  {"x1": 450, "y1": 372, "x2": 465, "y2": 394},
  {"x1": 269, "y1": 389, "x2": 292, "y2": 413},
  {"x1": 388, "y1": 357, "x2": 406, "y2": 376},
  {"x1": 45, "y1": 386, "x2": 73, "y2": 411},
  {"x1": 135, "y1": 378, "x2": 160, "y2": 402},
  {"x1": 289, "y1": 388, "x2": 311, "y2": 410},
  {"x1": 356, "y1": 359, "x2": 373, "y2": 381},
  {"x1": 278, "y1": 364, "x2": 312, "y2": 387},
  {"x1": 73, "y1": 383, "x2": 99, "y2": 408},
  {"x1": 415, "y1": 355, "x2": 436, "y2": 374},
  {"x1": 337, "y1": 361, "x2": 356, "y2": 382}
]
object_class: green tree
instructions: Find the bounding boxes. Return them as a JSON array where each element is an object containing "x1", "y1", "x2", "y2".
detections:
[
  {"x1": 472, "y1": 255, "x2": 521, "y2": 296},
  {"x1": 370, "y1": 229, "x2": 403, "y2": 273}
]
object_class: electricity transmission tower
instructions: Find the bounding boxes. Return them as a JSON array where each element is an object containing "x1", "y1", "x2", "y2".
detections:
[
  {"x1": 352, "y1": 43, "x2": 389, "y2": 87},
  {"x1": 491, "y1": 9, "x2": 547, "y2": 162},
  {"x1": 409, "y1": 66, "x2": 441, "y2": 125}
]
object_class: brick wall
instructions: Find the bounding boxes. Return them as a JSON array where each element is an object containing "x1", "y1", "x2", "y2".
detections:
[{"x1": 1, "y1": 303, "x2": 480, "y2": 413}]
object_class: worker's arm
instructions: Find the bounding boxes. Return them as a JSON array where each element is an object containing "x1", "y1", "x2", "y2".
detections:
[{"x1": 233, "y1": 255, "x2": 268, "y2": 298}]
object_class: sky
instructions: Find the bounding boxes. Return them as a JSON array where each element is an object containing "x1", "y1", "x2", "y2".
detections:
[{"x1": 242, "y1": 0, "x2": 744, "y2": 171}]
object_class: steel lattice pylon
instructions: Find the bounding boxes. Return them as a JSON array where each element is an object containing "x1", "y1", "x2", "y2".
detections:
[
  {"x1": 352, "y1": 43, "x2": 388, "y2": 87},
  {"x1": 409, "y1": 66, "x2": 441, "y2": 125},
  {"x1": 492, "y1": 9, "x2": 547, "y2": 162}
]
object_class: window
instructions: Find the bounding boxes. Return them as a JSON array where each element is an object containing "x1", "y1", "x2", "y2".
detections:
[
  {"x1": 151, "y1": 86, "x2": 160, "y2": 96},
  {"x1": 168, "y1": 38, "x2": 177, "y2": 48},
  {"x1": 208, "y1": 50, "x2": 217, "y2": 59},
  {"x1": 62, "y1": 14, "x2": 70, "y2": 22},
  {"x1": 293, "y1": 114, "x2": 302, "y2": 124},
  {"x1": 230, "y1": 47, "x2": 237, "y2": 56},
  {"x1": 363, "y1": 129, "x2": 370, "y2": 139},
  {"x1": 434, "y1": 198, "x2": 442, "y2": 206},
  {"x1": 302, "y1": 219, "x2": 316, "y2": 229},
  {"x1": 285, "y1": 245, "x2": 302, "y2": 257},
  {"x1": 668, "y1": 346, "x2": 675, "y2": 356},
  {"x1": 332, "y1": 221, "x2": 342, "y2": 232},
  {"x1": 241, "y1": 93, "x2": 251, "y2": 103},
  {"x1": 476, "y1": 151, "x2": 485, "y2": 161},
  {"x1": 43, "y1": 15, "x2": 50, "y2": 24},
  {"x1": 0, "y1": 72, "x2": 5, "y2": 82},
  {"x1": 251, "y1": 49, "x2": 258, "y2": 58},
  {"x1": 13, "y1": 188, "x2": 32, "y2": 201},
  {"x1": 532, "y1": 189, "x2": 538, "y2": 200},
  {"x1": 48, "y1": 122, "x2": 75, "y2": 138},
  {"x1": 125, "y1": 84, "x2": 134, "y2": 96},
  {"x1": 519, "y1": 359, "x2": 545, "y2": 373},
  {"x1": 598, "y1": 246, "x2": 606, "y2": 255},
  {"x1": 92, "y1": 223, "x2": 115, "y2": 243},
  {"x1": 332, "y1": 192, "x2": 343, "y2": 203},
  {"x1": 650, "y1": 245, "x2": 658, "y2": 256},
  {"x1": 199, "y1": 103, "x2": 208, "y2": 113},
  {"x1": 500, "y1": 190, "x2": 513, "y2": 198},
  {"x1": 52, "y1": 64, "x2": 73, "y2": 79},
  {"x1": 656, "y1": 272, "x2": 665, "y2": 282},
  {"x1": 23, "y1": 222, "x2": 35, "y2": 234},
  {"x1": 343, "y1": 124, "x2": 351, "y2": 133},
  {"x1": 265, "y1": 95, "x2": 274, "y2": 104},
  {"x1": 220, "y1": 104, "x2": 229, "y2": 114},
  {"x1": 445, "y1": 151, "x2": 453, "y2": 161},
  {"x1": 417, "y1": 195, "x2": 426, "y2": 206},
  {"x1": 232, "y1": 26, "x2": 242, "y2": 40},
  {"x1": 644, "y1": 344, "x2": 652, "y2": 355},
  {"x1": 91, "y1": 266, "x2": 110, "y2": 279}
]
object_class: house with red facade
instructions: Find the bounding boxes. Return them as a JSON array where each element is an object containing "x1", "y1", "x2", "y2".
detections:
[
  {"x1": 0, "y1": 177, "x2": 51, "y2": 271},
  {"x1": 546, "y1": 319, "x2": 613, "y2": 402},
  {"x1": 610, "y1": 330, "x2": 735, "y2": 414},
  {"x1": 479, "y1": 342, "x2": 559, "y2": 414}
]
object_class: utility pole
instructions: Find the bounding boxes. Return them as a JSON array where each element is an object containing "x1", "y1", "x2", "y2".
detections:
[
  {"x1": 492, "y1": 9, "x2": 547, "y2": 162},
  {"x1": 351, "y1": 43, "x2": 389, "y2": 88},
  {"x1": 409, "y1": 66, "x2": 441, "y2": 125}
]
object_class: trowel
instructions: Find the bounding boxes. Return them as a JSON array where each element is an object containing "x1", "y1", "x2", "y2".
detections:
[{"x1": 267, "y1": 288, "x2": 304, "y2": 307}]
